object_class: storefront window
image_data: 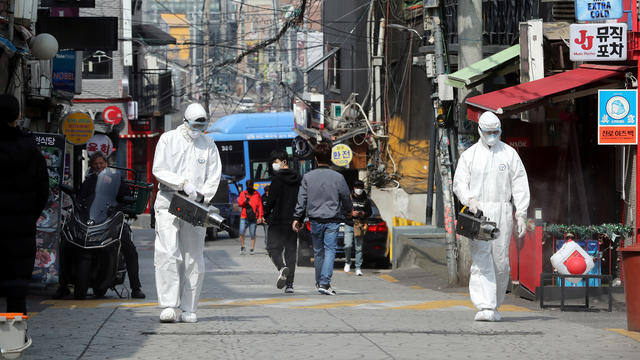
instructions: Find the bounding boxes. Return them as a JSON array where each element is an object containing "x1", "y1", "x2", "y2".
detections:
[{"x1": 82, "y1": 51, "x2": 113, "y2": 79}]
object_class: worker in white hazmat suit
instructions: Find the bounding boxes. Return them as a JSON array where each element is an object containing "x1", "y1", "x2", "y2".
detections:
[
  {"x1": 152, "y1": 103, "x2": 221, "y2": 323},
  {"x1": 453, "y1": 111, "x2": 530, "y2": 322}
]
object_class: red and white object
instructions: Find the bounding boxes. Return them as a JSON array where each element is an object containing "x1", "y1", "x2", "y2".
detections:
[
  {"x1": 86, "y1": 134, "x2": 114, "y2": 157},
  {"x1": 550, "y1": 240, "x2": 595, "y2": 284},
  {"x1": 103, "y1": 106, "x2": 123, "y2": 125}
]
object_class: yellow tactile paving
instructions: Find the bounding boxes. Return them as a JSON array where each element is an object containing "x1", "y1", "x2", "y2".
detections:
[
  {"x1": 607, "y1": 328, "x2": 640, "y2": 342},
  {"x1": 41, "y1": 299, "x2": 135, "y2": 309},
  {"x1": 391, "y1": 300, "x2": 533, "y2": 312},
  {"x1": 293, "y1": 300, "x2": 386, "y2": 309},
  {"x1": 204, "y1": 298, "x2": 310, "y2": 307},
  {"x1": 38, "y1": 297, "x2": 533, "y2": 312},
  {"x1": 378, "y1": 274, "x2": 399, "y2": 282}
]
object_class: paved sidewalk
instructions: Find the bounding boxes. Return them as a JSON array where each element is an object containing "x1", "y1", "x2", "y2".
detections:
[{"x1": 13, "y1": 229, "x2": 640, "y2": 359}]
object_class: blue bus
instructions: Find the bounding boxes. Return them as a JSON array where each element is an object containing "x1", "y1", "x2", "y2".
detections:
[{"x1": 206, "y1": 112, "x2": 312, "y2": 237}]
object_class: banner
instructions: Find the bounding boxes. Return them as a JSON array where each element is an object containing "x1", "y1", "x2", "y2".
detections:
[{"x1": 32, "y1": 133, "x2": 66, "y2": 284}]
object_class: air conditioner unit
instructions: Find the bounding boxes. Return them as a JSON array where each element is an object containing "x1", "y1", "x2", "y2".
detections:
[{"x1": 330, "y1": 103, "x2": 344, "y2": 118}]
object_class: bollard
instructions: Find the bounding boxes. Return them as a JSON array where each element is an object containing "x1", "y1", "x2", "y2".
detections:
[{"x1": 619, "y1": 244, "x2": 640, "y2": 331}]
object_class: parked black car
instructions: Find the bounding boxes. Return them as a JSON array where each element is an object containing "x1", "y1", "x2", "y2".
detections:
[
  {"x1": 206, "y1": 176, "x2": 240, "y2": 240},
  {"x1": 296, "y1": 200, "x2": 390, "y2": 268}
]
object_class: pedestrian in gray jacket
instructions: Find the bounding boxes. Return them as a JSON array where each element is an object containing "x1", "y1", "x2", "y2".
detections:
[{"x1": 293, "y1": 142, "x2": 352, "y2": 295}]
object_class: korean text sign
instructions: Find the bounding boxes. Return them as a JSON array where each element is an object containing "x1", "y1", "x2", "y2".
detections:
[
  {"x1": 570, "y1": 23, "x2": 627, "y2": 61},
  {"x1": 598, "y1": 89, "x2": 637, "y2": 145}
]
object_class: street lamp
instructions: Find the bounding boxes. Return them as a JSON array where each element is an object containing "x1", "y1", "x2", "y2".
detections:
[{"x1": 29, "y1": 33, "x2": 59, "y2": 60}]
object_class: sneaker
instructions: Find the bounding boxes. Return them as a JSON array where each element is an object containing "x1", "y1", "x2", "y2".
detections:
[
  {"x1": 344, "y1": 263, "x2": 351, "y2": 272},
  {"x1": 159, "y1": 307, "x2": 180, "y2": 323},
  {"x1": 284, "y1": 285, "x2": 294, "y2": 294},
  {"x1": 318, "y1": 284, "x2": 336, "y2": 296},
  {"x1": 355, "y1": 269, "x2": 363, "y2": 276},
  {"x1": 180, "y1": 312, "x2": 198, "y2": 323},
  {"x1": 240, "y1": 247, "x2": 246, "y2": 255},
  {"x1": 276, "y1": 267, "x2": 290, "y2": 289},
  {"x1": 131, "y1": 288, "x2": 146, "y2": 299},
  {"x1": 250, "y1": 248, "x2": 255, "y2": 255}
]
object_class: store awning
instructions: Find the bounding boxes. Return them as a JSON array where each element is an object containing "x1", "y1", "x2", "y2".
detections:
[
  {"x1": 447, "y1": 44, "x2": 520, "y2": 89},
  {"x1": 133, "y1": 25, "x2": 176, "y2": 46},
  {"x1": 465, "y1": 64, "x2": 627, "y2": 121}
]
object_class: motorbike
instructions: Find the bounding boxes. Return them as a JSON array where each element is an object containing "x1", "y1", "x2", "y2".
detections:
[{"x1": 59, "y1": 168, "x2": 134, "y2": 298}]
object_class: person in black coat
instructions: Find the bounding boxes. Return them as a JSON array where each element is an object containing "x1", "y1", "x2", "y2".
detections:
[
  {"x1": 264, "y1": 150, "x2": 301, "y2": 293},
  {"x1": 0, "y1": 94, "x2": 49, "y2": 314}
]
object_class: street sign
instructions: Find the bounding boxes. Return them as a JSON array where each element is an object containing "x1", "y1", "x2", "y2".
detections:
[
  {"x1": 598, "y1": 89, "x2": 637, "y2": 145},
  {"x1": 86, "y1": 134, "x2": 114, "y2": 157},
  {"x1": 103, "y1": 105, "x2": 122, "y2": 125},
  {"x1": 62, "y1": 112, "x2": 95, "y2": 145},
  {"x1": 331, "y1": 143, "x2": 353, "y2": 167},
  {"x1": 570, "y1": 23, "x2": 627, "y2": 61},
  {"x1": 575, "y1": 0, "x2": 623, "y2": 21}
]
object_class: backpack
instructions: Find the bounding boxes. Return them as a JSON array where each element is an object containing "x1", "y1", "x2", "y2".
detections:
[{"x1": 244, "y1": 192, "x2": 257, "y2": 222}]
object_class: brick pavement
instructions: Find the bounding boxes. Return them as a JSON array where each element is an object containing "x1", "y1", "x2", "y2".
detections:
[{"x1": 17, "y1": 229, "x2": 640, "y2": 359}]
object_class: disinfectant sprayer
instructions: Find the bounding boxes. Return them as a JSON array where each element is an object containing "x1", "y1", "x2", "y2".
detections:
[
  {"x1": 456, "y1": 208, "x2": 500, "y2": 241},
  {"x1": 169, "y1": 192, "x2": 231, "y2": 231}
]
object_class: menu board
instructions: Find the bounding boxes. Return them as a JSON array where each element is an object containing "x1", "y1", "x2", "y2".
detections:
[{"x1": 32, "y1": 133, "x2": 65, "y2": 284}]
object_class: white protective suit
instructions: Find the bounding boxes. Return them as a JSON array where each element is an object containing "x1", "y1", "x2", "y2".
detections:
[
  {"x1": 453, "y1": 112, "x2": 530, "y2": 321},
  {"x1": 152, "y1": 123, "x2": 221, "y2": 315}
]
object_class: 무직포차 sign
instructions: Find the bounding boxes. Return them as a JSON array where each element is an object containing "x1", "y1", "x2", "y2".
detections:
[
  {"x1": 598, "y1": 89, "x2": 637, "y2": 145},
  {"x1": 570, "y1": 23, "x2": 627, "y2": 61},
  {"x1": 575, "y1": 0, "x2": 623, "y2": 21}
]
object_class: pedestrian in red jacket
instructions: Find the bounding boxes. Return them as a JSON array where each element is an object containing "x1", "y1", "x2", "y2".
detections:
[{"x1": 237, "y1": 179, "x2": 264, "y2": 255}]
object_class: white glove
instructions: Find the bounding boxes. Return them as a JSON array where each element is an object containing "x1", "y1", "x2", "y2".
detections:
[
  {"x1": 184, "y1": 182, "x2": 198, "y2": 199},
  {"x1": 517, "y1": 216, "x2": 527, "y2": 238},
  {"x1": 468, "y1": 198, "x2": 479, "y2": 214}
]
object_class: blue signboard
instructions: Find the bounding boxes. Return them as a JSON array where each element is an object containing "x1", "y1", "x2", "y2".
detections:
[
  {"x1": 575, "y1": 0, "x2": 623, "y2": 21},
  {"x1": 598, "y1": 89, "x2": 637, "y2": 145},
  {"x1": 52, "y1": 50, "x2": 77, "y2": 94}
]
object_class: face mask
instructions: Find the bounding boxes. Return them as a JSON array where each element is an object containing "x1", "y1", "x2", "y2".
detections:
[
  {"x1": 272, "y1": 163, "x2": 281, "y2": 172},
  {"x1": 354, "y1": 188, "x2": 363, "y2": 196},
  {"x1": 187, "y1": 127, "x2": 202, "y2": 139},
  {"x1": 479, "y1": 127, "x2": 501, "y2": 147},
  {"x1": 485, "y1": 134, "x2": 499, "y2": 146}
]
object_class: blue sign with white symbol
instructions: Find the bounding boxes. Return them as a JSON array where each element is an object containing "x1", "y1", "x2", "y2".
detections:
[
  {"x1": 598, "y1": 89, "x2": 638, "y2": 145},
  {"x1": 599, "y1": 90, "x2": 637, "y2": 126},
  {"x1": 575, "y1": 0, "x2": 623, "y2": 21}
]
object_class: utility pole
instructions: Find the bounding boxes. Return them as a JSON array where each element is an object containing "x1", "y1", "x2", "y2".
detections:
[
  {"x1": 203, "y1": 0, "x2": 212, "y2": 110},
  {"x1": 272, "y1": 0, "x2": 280, "y2": 111},
  {"x1": 455, "y1": 0, "x2": 483, "y2": 284}
]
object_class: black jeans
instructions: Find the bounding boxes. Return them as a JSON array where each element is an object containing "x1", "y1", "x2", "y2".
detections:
[
  {"x1": 267, "y1": 224, "x2": 298, "y2": 286},
  {"x1": 120, "y1": 225, "x2": 142, "y2": 290}
]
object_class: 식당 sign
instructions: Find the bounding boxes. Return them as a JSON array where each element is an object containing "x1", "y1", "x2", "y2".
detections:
[
  {"x1": 570, "y1": 23, "x2": 627, "y2": 61},
  {"x1": 598, "y1": 89, "x2": 637, "y2": 145},
  {"x1": 575, "y1": 0, "x2": 623, "y2": 21}
]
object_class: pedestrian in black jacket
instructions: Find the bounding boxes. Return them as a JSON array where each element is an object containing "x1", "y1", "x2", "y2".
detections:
[
  {"x1": 0, "y1": 94, "x2": 49, "y2": 314},
  {"x1": 264, "y1": 150, "x2": 301, "y2": 293}
]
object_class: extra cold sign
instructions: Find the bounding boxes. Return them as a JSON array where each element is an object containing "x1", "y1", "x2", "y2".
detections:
[
  {"x1": 598, "y1": 89, "x2": 637, "y2": 145},
  {"x1": 575, "y1": 0, "x2": 623, "y2": 21}
]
